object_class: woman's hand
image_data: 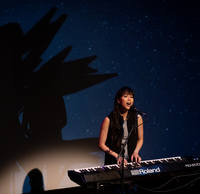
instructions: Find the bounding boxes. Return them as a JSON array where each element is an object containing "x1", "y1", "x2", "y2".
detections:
[
  {"x1": 116, "y1": 155, "x2": 128, "y2": 166},
  {"x1": 131, "y1": 152, "x2": 141, "y2": 163}
]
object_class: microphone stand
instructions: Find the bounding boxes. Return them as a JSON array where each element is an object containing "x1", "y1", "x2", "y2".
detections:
[
  {"x1": 116, "y1": 110, "x2": 147, "y2": 194},
  {"x1": 121, "y1": 147, "x2": 125, "y2": 194},
  {"x1": 116, "y1": 123, "x2": 136, "y2": 194}
]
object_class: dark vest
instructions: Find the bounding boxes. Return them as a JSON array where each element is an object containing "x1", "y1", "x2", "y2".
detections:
[{"x1": 104, "y1": 110, "x2": 138, "y2": 165}]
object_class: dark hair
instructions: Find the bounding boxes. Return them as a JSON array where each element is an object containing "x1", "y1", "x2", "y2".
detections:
[{"x1": 109, "y1": 86, "x2": 135, "y2": 129}]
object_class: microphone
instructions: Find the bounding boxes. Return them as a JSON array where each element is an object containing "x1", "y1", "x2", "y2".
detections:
[{"x1": 131, "y1": 106, "x2": 147, "y2": 117}]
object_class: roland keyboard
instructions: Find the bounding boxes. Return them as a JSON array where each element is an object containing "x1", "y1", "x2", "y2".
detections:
[{"x1": 68, "y1": 156, "x2": 200, "y2": 188}]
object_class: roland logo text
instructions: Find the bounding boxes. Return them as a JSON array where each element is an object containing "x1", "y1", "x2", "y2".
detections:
[{"x1": 139, "y1": 167, "x2": 161, "y2": 175}]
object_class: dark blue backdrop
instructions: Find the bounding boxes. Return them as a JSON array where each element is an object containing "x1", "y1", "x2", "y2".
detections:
[{"x1": 0, "y1": 0, "x2": 200, "y2": 162}]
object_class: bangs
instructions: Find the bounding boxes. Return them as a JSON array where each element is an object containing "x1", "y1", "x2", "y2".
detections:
[
  {"x1": 117, "y1": 86, "x2": 135, "y2": 99},
  {"x1": 122, "y1": 89, "x2": 134, "y2": 96}
]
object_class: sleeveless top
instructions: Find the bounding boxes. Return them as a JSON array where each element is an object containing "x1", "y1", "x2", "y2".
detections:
[{"x1": 104, "y1": 110, "x2": 138, "y2": 165}]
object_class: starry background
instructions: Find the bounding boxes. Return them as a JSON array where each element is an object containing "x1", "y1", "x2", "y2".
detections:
[{"x1": 0, "y1": 0, "x2": 200, "y2": 161}]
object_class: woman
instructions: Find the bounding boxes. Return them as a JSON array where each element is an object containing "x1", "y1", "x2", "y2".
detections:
[{"x1": 98, "y1": 86, "x2": 144, "y2": 166}]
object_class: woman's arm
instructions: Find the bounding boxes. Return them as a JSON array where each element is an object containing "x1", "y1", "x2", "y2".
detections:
[
  {"x1": 98, "y1": 117, "x2": 128, "y2": 165},
  {"x1": 98, "y1": 117, "x2": 118, "y2": 159},
  {"x1": 131, "y1": 115, "x2": 144, "y2": 163}
]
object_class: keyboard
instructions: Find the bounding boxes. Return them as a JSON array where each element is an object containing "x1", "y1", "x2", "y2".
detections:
[{"x1": 68, "y1": 156, "x2": 200, "y2": 188}]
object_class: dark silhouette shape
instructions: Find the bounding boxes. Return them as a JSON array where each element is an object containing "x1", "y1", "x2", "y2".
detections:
[
  {"x1": 21, "y1": 7, "x2": 67, "y2": 76},
  {"x1": 23, "y1": 168, "x2": 44, "y2": 193},
  {"x1": 0, "y1": 6, "x2": 117, "y2": 192},
  {"x1": 22, "y1": 62, "x2": 67, "y2": 144},
  {"x1": 0, "y1": 7, "x2": 70, "y2": 167}
]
